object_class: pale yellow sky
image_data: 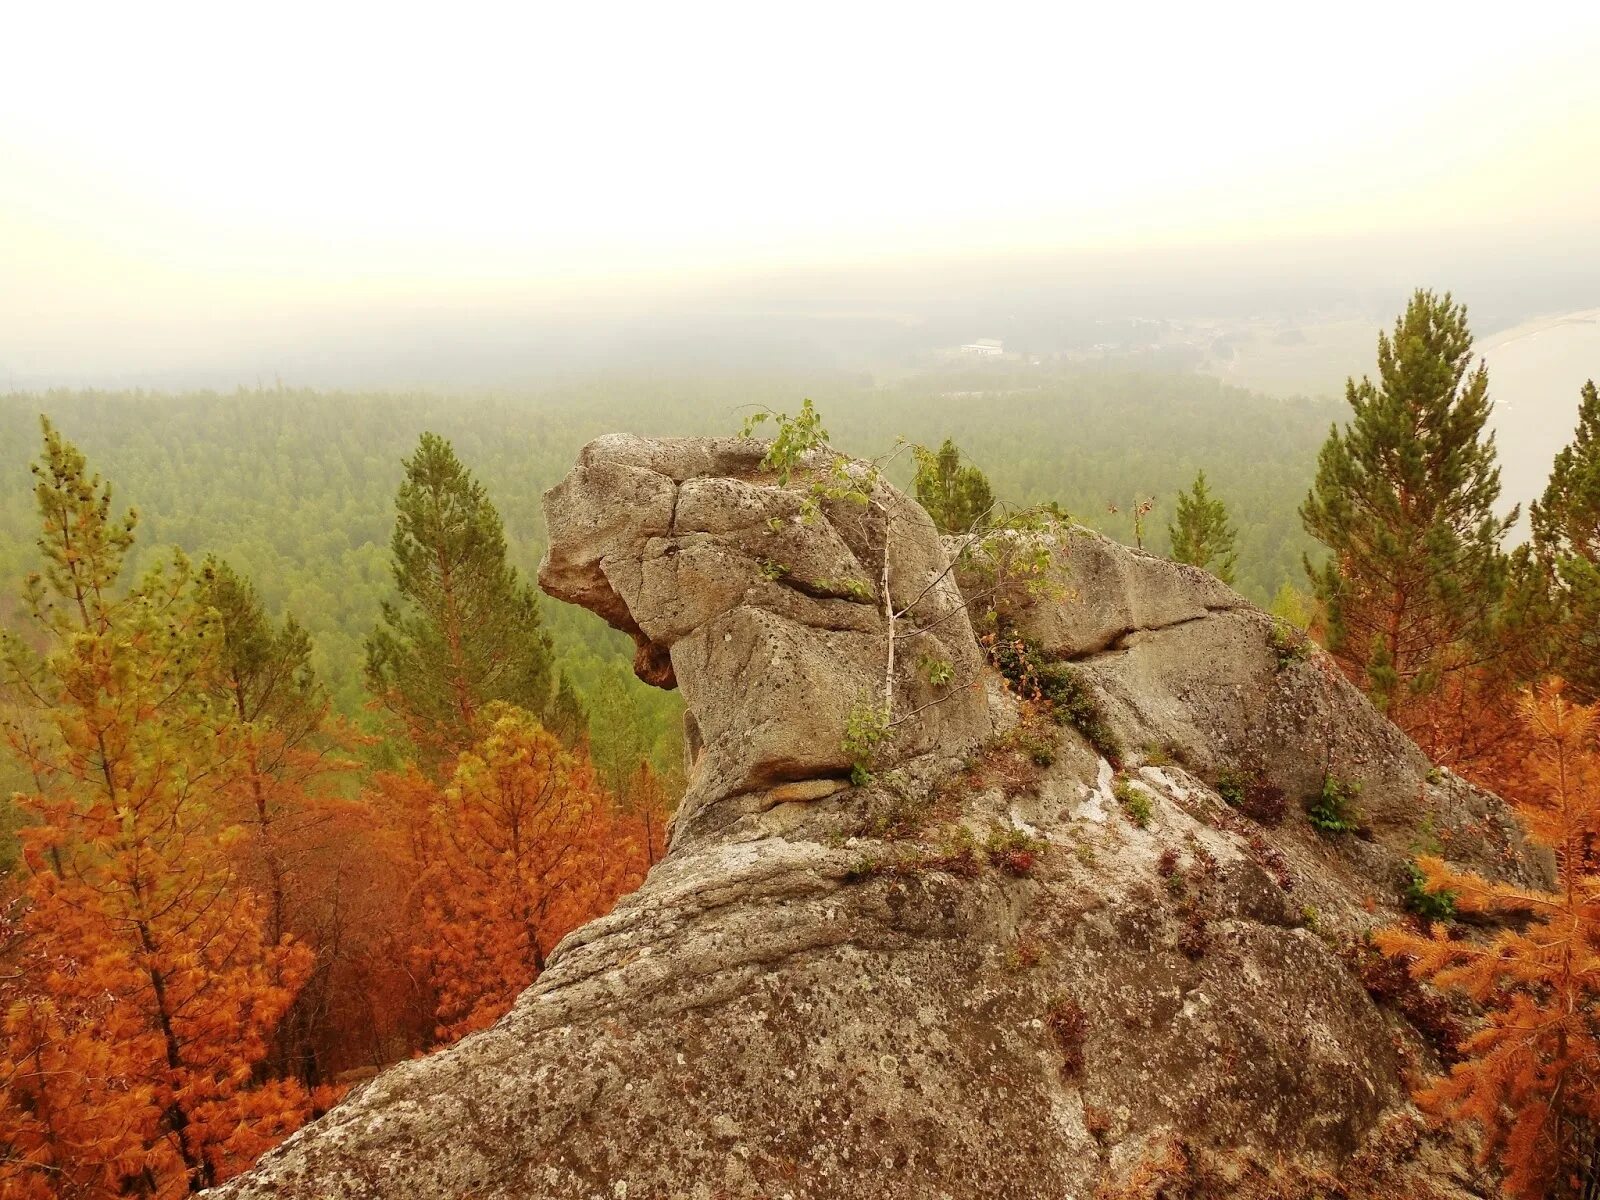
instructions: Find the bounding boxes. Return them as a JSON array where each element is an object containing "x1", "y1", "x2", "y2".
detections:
[{"x1": 3, "y1": 0, "x2": 1599, "y2": 367}]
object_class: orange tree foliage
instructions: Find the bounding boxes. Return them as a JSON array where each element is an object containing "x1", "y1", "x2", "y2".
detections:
[
  {"x1": 1378, "y1": 682, "x2": 1600, "y2": 1199},
  {"x1": 387, "y1": 705, "x2": 655, "y2": 1043},
  {"x1": 0, "y1": 422, "x2": 668, "y2": 1192},
  {"x1": 0, "y1": 423, "x2": 320, "y2": 1196}
]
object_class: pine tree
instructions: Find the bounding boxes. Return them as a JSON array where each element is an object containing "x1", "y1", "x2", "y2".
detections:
[
  {"x1": 365, "y1": 433, "x2": 557, "y2": 766},
  {"x1": 0, "y1": 421, "x2": 316, "y2": 1195},
  {"x1": 1530, "y1": 380, "x2": 1600, "y2": 701},
  {"x1": 197, "y1": 557, "x2": 363, "y2": 1087},
  {"x1": 1168, "y1": 470, "x2": 1238, "y2": 584},
  {"x1": 1377, "y1": 682, "x2": 1600, "y2": 1199},
  {"x1": 1300, "y1": 289, "x2": 1515, "y2": 723},
  {"x1": 913, "y1": 439, "x2": 995, "y2": 535},
  {"x1": 546, "y1": 670, "x2": 588, "y2": 748}
]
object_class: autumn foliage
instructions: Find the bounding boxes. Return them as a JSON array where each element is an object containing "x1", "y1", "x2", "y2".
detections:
[
  {"x1": 1379, "y1": 682, "x2": 1600, "y2": 1198},
  {"x1": 0, "y1": 424, "x2": 665, "y2": 1196}
]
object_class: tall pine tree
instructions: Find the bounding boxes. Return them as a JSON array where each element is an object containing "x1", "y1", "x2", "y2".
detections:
[
  {"x1": 1300, "y1": 289, "x2": 1514, "y2": 723},
  {"x1": 365, "y1": 433, "x2": 557, "y2": 766},
  {"x1": 1530, "y1": 380, "x2": 1600, "y2": 701},
  {"x1": 1168, "y1": 469, "x2": 1238, "y2": 584}
]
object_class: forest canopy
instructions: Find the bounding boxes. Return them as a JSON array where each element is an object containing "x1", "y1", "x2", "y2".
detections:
[{"x1": 0, "y1": 368, "x2": 1340, "y2": 760}]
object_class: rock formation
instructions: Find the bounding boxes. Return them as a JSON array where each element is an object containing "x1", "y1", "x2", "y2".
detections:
[{"x1": 215, "y1": 436, "x2": 1541, "y2": 1199}]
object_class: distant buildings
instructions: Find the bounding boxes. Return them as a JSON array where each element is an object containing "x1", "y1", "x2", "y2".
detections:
[{"x1": 959, "y1": 338, "x2": 1005, "y2": 357}]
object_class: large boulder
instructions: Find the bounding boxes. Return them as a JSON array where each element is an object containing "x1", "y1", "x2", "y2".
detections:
[
  {"x1": 539, "y1": 434, "x2": 990, "y2": 842},
  {"x1": 214, "y1": 443, "x2": 1541, "y2": 1200}
]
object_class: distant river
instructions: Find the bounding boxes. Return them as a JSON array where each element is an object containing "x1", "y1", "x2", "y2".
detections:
[{"x1": 1478, "y1": 309, "x2": 1600, "y2": 536}]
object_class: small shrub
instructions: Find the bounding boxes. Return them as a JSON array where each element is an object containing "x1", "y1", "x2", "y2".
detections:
[
  {"x1": 1006, "y1": 937, "x2": 1043, "y2": 970},
  {"x1": 1215, "y1": 770, "x2": 1247, "y2": 809},
  {"x1": 1113, "y1": 778, "x2": 1153, "y2": 828},
  {"x1": 986, "y1": 825, "x2": 1047, "y2": 876},
  {"x1": 862, "y1": 789, "x2": 933, "y2": 840},
  {"x1": 843, "y1": 698, "x2": 890, "y2": 786},
  {"x1": 1216, "y1": 768, "x2": 1285, "y2": 824},
  {"x1": 919, "y1": 655, "x2": 955, "y2": 686},
  {"x1": 1083, "y1": 1104, "x2": 1112, "y2": 1140},
  {"x1": 984, "y1": 627, "x2": 1122, "y2": 762},
  {"x1": 1156, "y1": 847, "x2": 1180, "y2": 878},
  {"x1": 1142, "y1": 743, "x2": 1173, "y2": 768},
  {"x1": 1046, "y1": 998, "x2": 1088, "y2": 1077},
  {"x1": 1307, "y1": 775, "x2": 1361, "y2": 834},
  {"x1": 921, "y1": 824, "x2": 982, "y2": 877},
  {"x1": 1402, "y1": 861, "x2": 1457, "y2": 923},
  {"x1": 1016, "y1": 731, "x2": 1055, "y2": 767},
  {"x1": 1240, "y1": 781, "x2": 1287, "y2": 825},
  {"x1": 758, "y1": 559, "x2": 789, "y2": 581},
  {"x1": 845, "y1": 851, "x2": 891, "y2": 881},
  {"x1": 1176, "y1": 911, "x2": 1209, "y2": 959},
  {"x1": 1267, "y1": 618, "x2": 1312, "y2": 669}
]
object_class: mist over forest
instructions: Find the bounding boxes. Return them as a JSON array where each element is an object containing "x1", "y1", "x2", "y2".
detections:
[{"x1": 4, "y1": 5, "x2": 1600, "y2": 1196}]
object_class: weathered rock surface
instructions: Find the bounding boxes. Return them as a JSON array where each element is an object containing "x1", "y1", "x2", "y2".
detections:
[
  {"x1": 539, "y1": 434, "x2": 989, "y2": 843},
  {"x1": 215, "y1": 438, "x2": 1541, "y2": 1200}
]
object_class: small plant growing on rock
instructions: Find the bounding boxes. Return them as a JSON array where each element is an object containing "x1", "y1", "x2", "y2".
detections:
[
  {"x1": 741, "y1": 397, "x2": 830, "y2": 490},
  {"x1": 1045, "y1": 998, "x2": 1089, "y2": 1078},
  {"x1": 921, "y1": 824, "x2": 982, "y2": 877},
  {"x1": 984, "y1": 626, "x2": 1122, "y2": 763},
  {"x1": 1216, "y1": 768, "x2": 1286, "y2": 824},
  {"x1": 1402, "y1": 862, "x2": 1457, "y2": 923},
  {"x1": 1015, "y1": 730, "x2": 1055, "y2": 767},
  {"x1": 1215, "y1": 769, "x2": 1247, "y2": 809},
  {"x1": 1006, "y1": 937, "x2": 1043, "y2": 970},
  {"x1": 758, "y1": 558, "x2": 789, "y2": 581},
  {"x1": 1307, "y1": 774, "x2": 1361, "y2": 834},
  {"x1": 985, "y1": 825, "x2": 1046, "y2": 876},
  {"x1": 919, "y1": 655, "x2": 955, "y2": 686},
  {"x1": 844, "y1": 850, "x2": 892, "y2": 881},
  {"x1": 1176, "y1": 910, "x2": 1209, "y2": 958},
  {"x1": 1267, "y1": 617, "x2": 1312, "y2": 669},
  {"x1": 843, "y1": 697, "x2": 891, "y2": 786},
  {"x1": 861, "y1": 787, "x2": 934, "y2": 841},
  {"x1": 1339, "y1": 934, "x2": 1462, "y2": 1064},
  {"x1": 1113, "y1": 778, "x2": 1153, "y2": 828}
]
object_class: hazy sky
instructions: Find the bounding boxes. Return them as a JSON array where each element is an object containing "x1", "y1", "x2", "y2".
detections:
[{"x1": 4, "y1": 1, "x2": 1599, "y2": 374}]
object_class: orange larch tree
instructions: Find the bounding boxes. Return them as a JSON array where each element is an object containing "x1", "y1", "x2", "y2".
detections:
[
  {"x1": 1378, "y1": 681, "x2": 1600, "y2": 1199},
  {"x1": 0, "y1": 422, "x2": 318, "y2": 1196},
  {"x1": 395, "y1": 705, "x2": 652, "y2": 1043}
]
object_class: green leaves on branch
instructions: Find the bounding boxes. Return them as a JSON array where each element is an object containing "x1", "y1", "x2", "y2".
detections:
[{"x1": 843, "y1": 698, "x2": 891, "y2": 787}]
